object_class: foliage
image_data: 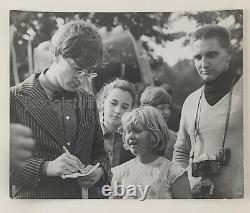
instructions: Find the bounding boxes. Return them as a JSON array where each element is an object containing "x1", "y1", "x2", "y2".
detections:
[{"x1": 10, "y1": 10, "x2": 243, "y2": 105}]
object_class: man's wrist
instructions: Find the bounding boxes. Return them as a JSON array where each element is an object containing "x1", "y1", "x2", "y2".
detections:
[{"x1": 41, "y1": 161, "x2": 49, "y2": 177}]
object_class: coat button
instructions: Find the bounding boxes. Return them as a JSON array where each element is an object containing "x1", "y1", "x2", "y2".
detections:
[
  {"x1": 66, "y1": 115, "x2": 70, "y2": 120},
  {"x1": 67, "y1": 142, "x2": 71, "y2": 146}
]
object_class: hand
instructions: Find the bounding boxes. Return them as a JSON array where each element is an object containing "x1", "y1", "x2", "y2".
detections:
[
  {"x1": 191, "y1": 177, "x2": 214, "y2": 198},
  {"x1": 45, "y1": 152, "x2": 84, "y2": 177},
  {"x1": 77, "y1": 165, "x2": 103, "y2": 188},
  {"x1": 10, "y1": 123, "x2": 35, "y2": 170}
]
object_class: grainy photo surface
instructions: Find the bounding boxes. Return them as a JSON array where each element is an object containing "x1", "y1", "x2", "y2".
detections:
[{"x1": 9, "y1": 10, "x2": 243, "y2": 199}]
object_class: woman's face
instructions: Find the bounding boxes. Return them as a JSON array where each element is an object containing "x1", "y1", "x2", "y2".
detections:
[
  {"x1": 104, "y1": 88, "x2": 133, "y2": 130},
  {"x1": 155, "y1": 104, "x2": 172, "y2": 122},
  {"x1": 124, "y1": 118, "x2": 154, "y2": 157}
]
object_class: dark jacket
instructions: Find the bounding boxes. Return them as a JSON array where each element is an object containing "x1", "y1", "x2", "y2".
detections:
[{"x1": 10, "y1": 73, "x2": 111, "y2": 199}]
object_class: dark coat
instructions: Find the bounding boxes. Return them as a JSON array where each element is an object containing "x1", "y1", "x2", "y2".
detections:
[{"x1": 10, "y1": 74, "x2": 111, "y2": 198}]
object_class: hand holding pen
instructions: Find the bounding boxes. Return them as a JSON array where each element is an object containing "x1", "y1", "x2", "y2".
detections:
[
  {"x1": 62, "y1": 147, "x2": 103, "y2": 187},
  {"x1": 62, "y1": 146, "x2": 85, "y2": 173},
  {"x1": 43, "y1": 146, "x2": 84, "y2": 177}
]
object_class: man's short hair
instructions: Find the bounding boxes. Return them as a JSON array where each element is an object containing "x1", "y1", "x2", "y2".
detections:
[
  {"x1": 50, "y1": 20, "x2": 103, "y2": 68},
  {"x1": 190, "y1": 25, "x2": 231, "y2": 49}
]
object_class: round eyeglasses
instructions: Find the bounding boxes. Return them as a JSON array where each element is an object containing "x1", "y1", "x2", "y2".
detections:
[{"x1": 66, "y1": 58, "x2": 98, "y2": 79}]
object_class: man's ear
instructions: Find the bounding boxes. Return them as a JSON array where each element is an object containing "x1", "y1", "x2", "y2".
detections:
[{"x1": 226, "y1": 46, "x2": 233, "y2": 61}]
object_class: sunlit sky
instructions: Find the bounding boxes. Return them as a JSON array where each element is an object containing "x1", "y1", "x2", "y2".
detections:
[
  {"x1": 143, "y1": 13, "x2": 237, "y2": 67},
  {"x1": 55, "y1": 13, "x2": 238, "y2": 68}
]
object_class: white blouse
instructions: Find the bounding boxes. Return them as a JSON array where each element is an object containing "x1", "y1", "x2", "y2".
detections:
[{"x1": 111, "y1": 156, "x2": 186, "y2": 199}]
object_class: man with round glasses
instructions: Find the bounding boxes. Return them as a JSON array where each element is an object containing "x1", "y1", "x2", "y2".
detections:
[{"x1": 10, "y1": 20, "x2": 111, "y2": 198}]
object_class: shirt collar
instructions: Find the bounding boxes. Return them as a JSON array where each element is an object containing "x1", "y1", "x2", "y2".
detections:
[
  {"x1": 101, "y1": 123, "x2": 122, "y2": 137},
  {"x1": 39, "y1": 68, "x2": 61, "y2": 100}
]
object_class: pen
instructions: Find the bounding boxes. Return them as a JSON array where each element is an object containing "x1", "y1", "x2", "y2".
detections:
[
  {"x1": 63, "y1": 146, "x2": 84, "y2": 173},
  {"x1": 62, "y1": 146, "x2": 71, "y2": 154}
]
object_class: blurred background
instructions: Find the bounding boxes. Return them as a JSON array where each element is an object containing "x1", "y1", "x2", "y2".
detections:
[{"x1": 9, "y1": 10, "x2": 243, "y2": 107}]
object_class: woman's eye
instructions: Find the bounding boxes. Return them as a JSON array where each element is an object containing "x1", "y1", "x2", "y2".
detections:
[
  {"x1": 122, "y1": 106, "x2": 129, "y2": 110},
  {"x1": 110, "y1": 102, "x2": 117, "y2": 106}
]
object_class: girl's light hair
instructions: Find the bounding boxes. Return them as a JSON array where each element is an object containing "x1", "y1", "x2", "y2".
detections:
[{"x1": 121, "y1": 106, "x2": 170, "y2": 155}]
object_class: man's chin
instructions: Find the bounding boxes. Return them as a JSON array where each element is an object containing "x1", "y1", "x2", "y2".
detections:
[{"x1": 201, "y1": 75, "x2": 216, "y2": 83}]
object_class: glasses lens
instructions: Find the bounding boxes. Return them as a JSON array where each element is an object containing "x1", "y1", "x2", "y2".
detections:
[
  {"x1": 75, "y1": 71, "x2": 86, "y2": 78},
  {"x1": 88, "y1": 73, "x2": 98, "y2": 79}
]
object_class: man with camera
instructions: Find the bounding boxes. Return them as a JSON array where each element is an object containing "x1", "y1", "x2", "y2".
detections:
[{"x1": 173, "y1": 25, "x2": 243, "y2": 198}]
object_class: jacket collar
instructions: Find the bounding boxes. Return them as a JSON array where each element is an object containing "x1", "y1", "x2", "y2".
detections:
[
  {"x1": 15, "y1": 73, "x2": 96, "y2": 155},
  {"x1": 14, "y1": 73, "x2": 68, "y2": 148}
]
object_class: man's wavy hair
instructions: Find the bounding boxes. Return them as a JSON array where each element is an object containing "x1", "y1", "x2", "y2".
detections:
[
  {"x1": 190, "y1": 25, "x2": 231, "y2": 49},
  {"x1": 50, "y1": 20, "x2": 103, "y2": 69},
  {"x1": 121, "y1": 106, "x2": 170, "y2": 156}
]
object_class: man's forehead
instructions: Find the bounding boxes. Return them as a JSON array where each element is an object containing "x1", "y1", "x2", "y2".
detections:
[{"x1": 191, "y1": 38, "x2": 225, "y2": 53}]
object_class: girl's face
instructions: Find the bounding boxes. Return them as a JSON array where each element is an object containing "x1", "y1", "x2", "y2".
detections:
[
  {"x1": 155, "y1": 104, "x2": 172, "y2": 122},
  {"x1": 104, "y1": 88, "x2": 133, "y2": 130},
  {"x1": 124, "y1": 118, "x2": 154, "y2": 157}
]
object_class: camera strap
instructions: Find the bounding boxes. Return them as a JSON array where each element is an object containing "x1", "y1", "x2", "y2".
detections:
[
  {"x1": 191, "y1": 77, "x2": 235, "y2": 161},
  {"x1": 222, "y1": 86, "x2": 233, "y2": 149}
]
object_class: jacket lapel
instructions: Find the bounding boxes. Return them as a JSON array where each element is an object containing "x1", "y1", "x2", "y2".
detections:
[
  {"x1": 74, "y1": 93, "x2": 94, "y2": 156},
  {"x1": 16, "y1": 74, "x2": 67, "y2": 147}
]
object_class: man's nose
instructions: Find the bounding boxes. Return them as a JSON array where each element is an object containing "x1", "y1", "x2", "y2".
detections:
[{"x1": 201, "y1": 56, "x2": 209, "y2": 69}]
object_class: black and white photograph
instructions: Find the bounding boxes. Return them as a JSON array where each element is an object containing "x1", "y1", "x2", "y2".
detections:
[{"x1": 9, "y1": 9, "x2": 243, "y2": 200}]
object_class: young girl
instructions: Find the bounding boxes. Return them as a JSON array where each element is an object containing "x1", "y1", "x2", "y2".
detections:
[
  {"x1": 140, "y1": 86, "x2": 177, "y2": 160},
  {"x1": 97, "y1": 79, "x2": 137, "y2": 167},
  {"x1": 111, "y1": 106, "x2": 191, "y2": 199}
]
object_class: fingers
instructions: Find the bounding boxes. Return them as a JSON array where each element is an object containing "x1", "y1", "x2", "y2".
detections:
[
  {"x1": 61, "y1": 153, "x2": 79, "y2": 171},
  {"x1": 10, "y1": 123, "x2": 33, "y2": 138},
  {"x1": 16, "y1": 138, "x2": 35, "y2": 150},
  {"x1": 76, "y1": 158, "x2": 85, "y2": 169},
  {"x1": 13, "y1": 149, "x2": 33, "y2": 161},
  {"x1": 10, "y1": 124, "x2": 35, "y2": 152},
  {"x1": 61, "y1": 164, "x2": 79, "y2": 175},
  {"x1": 10, "y1": 125, "x2": 35, "y2": 171},
  {"x1": 77, "y1": 167, "x2": 103, "y2": 187},
  {"x1": 82, "y1": 165, "x2": 93, "y2": 173},
  {"x1": 65, "y1": 152, "x2": 81, "y2": 164},
  {"x1": 63, "y1": 152, "x2": 86, "y2": 171},
  {"x1": 13, "y1": 161, "x2": 27, "y2": 171}
]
